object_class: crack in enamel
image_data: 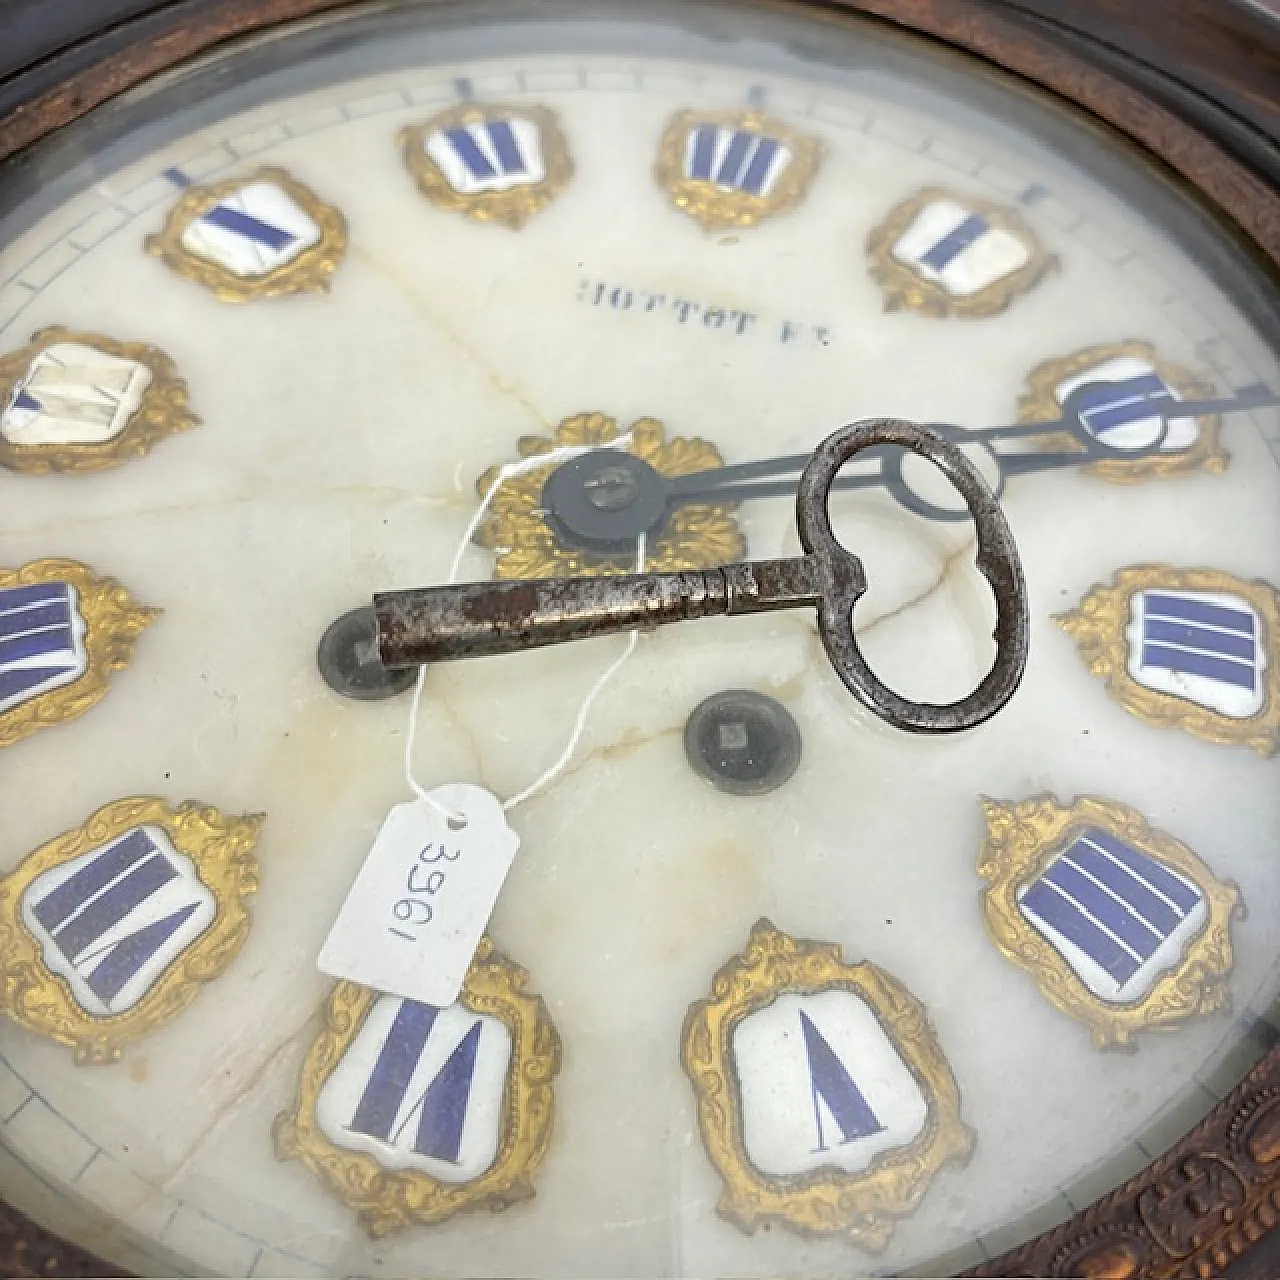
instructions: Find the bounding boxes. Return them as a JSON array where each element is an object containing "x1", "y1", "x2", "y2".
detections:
[
  {"x1": 417, "y1": 674, "x2": 491, "y2": 792},
  {"x1": 155, "y1": 1009, "x2": 322, "y2": 1197},
  {"x1": 854, "y1": 536, "x2": 980, "y2": 637},
  {"x1": 792, "y1": 537, "x2": 979, "y2": 654},
  {"x1": 350, "y1": 241, "x2": 553, "y2": 432},
  {"x1": 87, "y1": 1004, "x2": 325, "y2": 1240},
  {"x1": 548, "y1": 720, "x2": 685, "y2": 792},
  {"x1": 497, "y1": 720, "x2": 685, "y2": 816},
  {"x1": 497, "y1": 648, "x2": 815, "y2": 812}
]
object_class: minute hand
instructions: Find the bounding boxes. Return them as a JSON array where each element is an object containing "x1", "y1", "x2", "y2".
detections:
[{"x1": 666, "y1": 384, "x2": 1277, "y2": 509}]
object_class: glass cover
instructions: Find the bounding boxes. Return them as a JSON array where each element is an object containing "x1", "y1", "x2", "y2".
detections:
[{"x1": 0, "y1": 2, "x2": 1276, "y2": 1275}]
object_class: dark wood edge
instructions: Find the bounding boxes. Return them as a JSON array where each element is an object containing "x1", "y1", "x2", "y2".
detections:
[
  {"x1": 0, "y1": 1, "x2": 1276, "y2": 1276},
  {"x1": 962, "y1": 1045, "x2": 1280, "y2": 1278},
  {"x1": 823, "y1": 0, "x2": 1280, "y2": 266},
  {"x1": 0, "y1": 0, "x2": 355, "y2": 164},
  {"x1": 984, "y1": 0, "x2": 1280, "y2": 146},
  {"x1": 980, "y1": 0, "x2": 1280, "y2": 189},
  {"x1": 0, "y1": 1199, "x2": 128, "y2": 1278}
]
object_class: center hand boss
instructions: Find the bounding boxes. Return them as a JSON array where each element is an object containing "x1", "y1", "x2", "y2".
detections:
[{"x1": 374, "y1": 419, "x2": 1031, "y2": 734}]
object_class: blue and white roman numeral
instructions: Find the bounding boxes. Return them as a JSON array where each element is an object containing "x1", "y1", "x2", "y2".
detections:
[
  {"x1": 683, "y1": 124, "x2": 792, "y2": 198},
  {"x1": 892, "y1": 198, "x2": 1032, "y2": 297},
  {"x1": 1019, "y1": 826, "x2": 1207, "y2": 1002},
  {"x1": 1141, "y1": 593, "x2": 1258, "y2": 690},
  {"x1": 0, "y1": 581, "x2": 87, "y2": 714},
  {"x1": 348, "y1": 1001, "x2": 480, "y2": 1163},
  {"x1": 732, "y1": 991, "x2": 927, "y2": 1178},
  {"x1": 1126, "y1": 589, "x2": 1266, "y2": 719},
  {"x1": 1076, "y1": 374, "x2": 1176, "y2": 438},
  {"x1": 316, "y1": 995, "x2": 512, "y2": 1181},
  {"x1": 20, "y1": 827, "x2": 216, "y2": 1016},
  {"x1": 1054, "y1": 356, "x2": 1199, "y2": 454},
  {"x1": 917, "y1": 213, "x2": 989, "y2": 272},
  {"x1": 1, "y1": 343, "x2": 152, "y2": 448},
  {"x1": 799, "y1": 1009, "x2": 883, "y2": 1152},
  {"x1": 179, "y1": 181, "x2": 321, "y2": 277},
  {"x1": 426, "y1": 117, "x2": 545, "y2": 195}
]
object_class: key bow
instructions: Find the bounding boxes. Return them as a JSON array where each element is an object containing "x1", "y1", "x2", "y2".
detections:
[{"x1": 795, "y1": 417, "x2": 1028, "y2": 732}]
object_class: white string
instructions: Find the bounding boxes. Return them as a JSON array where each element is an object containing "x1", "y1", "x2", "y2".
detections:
[
  {"x1": 404, "y1": 436, "x2": 641, "y2": 822},
  {"x1": 502, "y1": 532, "x2": 645, "y2": 812}
]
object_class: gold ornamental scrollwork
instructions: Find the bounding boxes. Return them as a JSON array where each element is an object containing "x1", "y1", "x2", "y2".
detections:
[
  {"x1": 680, "y1": 918, "x2": 972, "y2": 1251},
  {"x1": 474, "y1": 411, "x2": 745, "y2": 579},
  {"x1": 653, "y1": 108, "x2": 824, "y2": 232},
  {"x1": 978, "y1": 793, "x2": 1241, "y2": 1049},
  {"x1": 0, "y1": 797, "x2": 263, "y2": 1064},
  {"x1": 1017, "y1": 340, "x2": 1228, "y2": 481},
  {"x1": 866, "y1": 185, "x2": 1056, "y2": 318},
  {"x1": 400, "y1": 103, "x2": 573, "y2": 230},
  {"x1": 1057, "y1": 565, "x2": 1280, "y2": 757},
  {"x1": 272, "y1": 938, "x2": 562, "y2": 1238},
  {"x1": 0, "y1": 326, "x2": 199, "y2": 473},
  {"x1": 144, "y1": 165, "x2": 347, "y2": 301},
  {"x1": 0, "y1": 558, "x2": 159, "y2": 750}
]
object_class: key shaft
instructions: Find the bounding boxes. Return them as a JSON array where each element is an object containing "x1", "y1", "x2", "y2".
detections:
[
  {"x1": 375, "y1": 556, "x2": 829, "y2": 666},
  {"x1": 378, "y1": 568, "x2": 724, "y2": 666}
]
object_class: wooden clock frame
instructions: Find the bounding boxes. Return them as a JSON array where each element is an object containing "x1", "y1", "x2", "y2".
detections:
[{"x1": 0, "y1": 0, "x2": 1276, "y2": 1275}]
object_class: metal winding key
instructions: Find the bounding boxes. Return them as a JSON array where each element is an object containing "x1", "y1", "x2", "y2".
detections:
[{"x1": 374, "y1": 419, "x2": 1031, "y2": 732}]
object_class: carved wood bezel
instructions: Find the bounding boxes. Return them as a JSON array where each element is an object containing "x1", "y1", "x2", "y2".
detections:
[
  {"x1": 963, "y1": 1045, "x2": 1280, "y2": 1278},
  {"x1": 0, "y1": 0, "x2": 1276, "y2": 1275}
]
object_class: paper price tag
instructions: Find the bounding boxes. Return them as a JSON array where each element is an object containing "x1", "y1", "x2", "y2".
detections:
[{"x1": 317, "y1": 784, "x2": 519, "y2": 1008}]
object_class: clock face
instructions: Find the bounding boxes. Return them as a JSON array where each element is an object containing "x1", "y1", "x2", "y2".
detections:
[{"x1": 0, "y1": 2, "x2": 1277, "y2": 1275}]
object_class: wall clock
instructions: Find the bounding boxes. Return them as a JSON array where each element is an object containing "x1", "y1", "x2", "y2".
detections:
[{"x1": 0, "y1": 1, "x2": 1277, "y2": 1276}]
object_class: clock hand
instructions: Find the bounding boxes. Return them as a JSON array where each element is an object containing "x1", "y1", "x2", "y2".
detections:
[
  {"x1": 537, "y1": 383, "x2": 1276, "y2": 543},
  {"x1": 664, "y1": 442, "x2": 1080, "y2": 523},
  {"x1": 666, "y1": 383, "x2": 1278, "y2": 502}
]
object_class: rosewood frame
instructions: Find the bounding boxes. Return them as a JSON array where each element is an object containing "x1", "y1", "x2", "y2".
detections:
[{"x1": 0, "y1": 0, "x2": 1275, "y2": 1275}]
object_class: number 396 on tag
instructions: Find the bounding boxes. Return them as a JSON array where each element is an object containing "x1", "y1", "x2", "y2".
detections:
[
  {"x1": 317, "y1": 785, "x2": 520, "y2": 1009},
  {"x1": 388, "y1": 840, "x2": 458, "y2": 942}
]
